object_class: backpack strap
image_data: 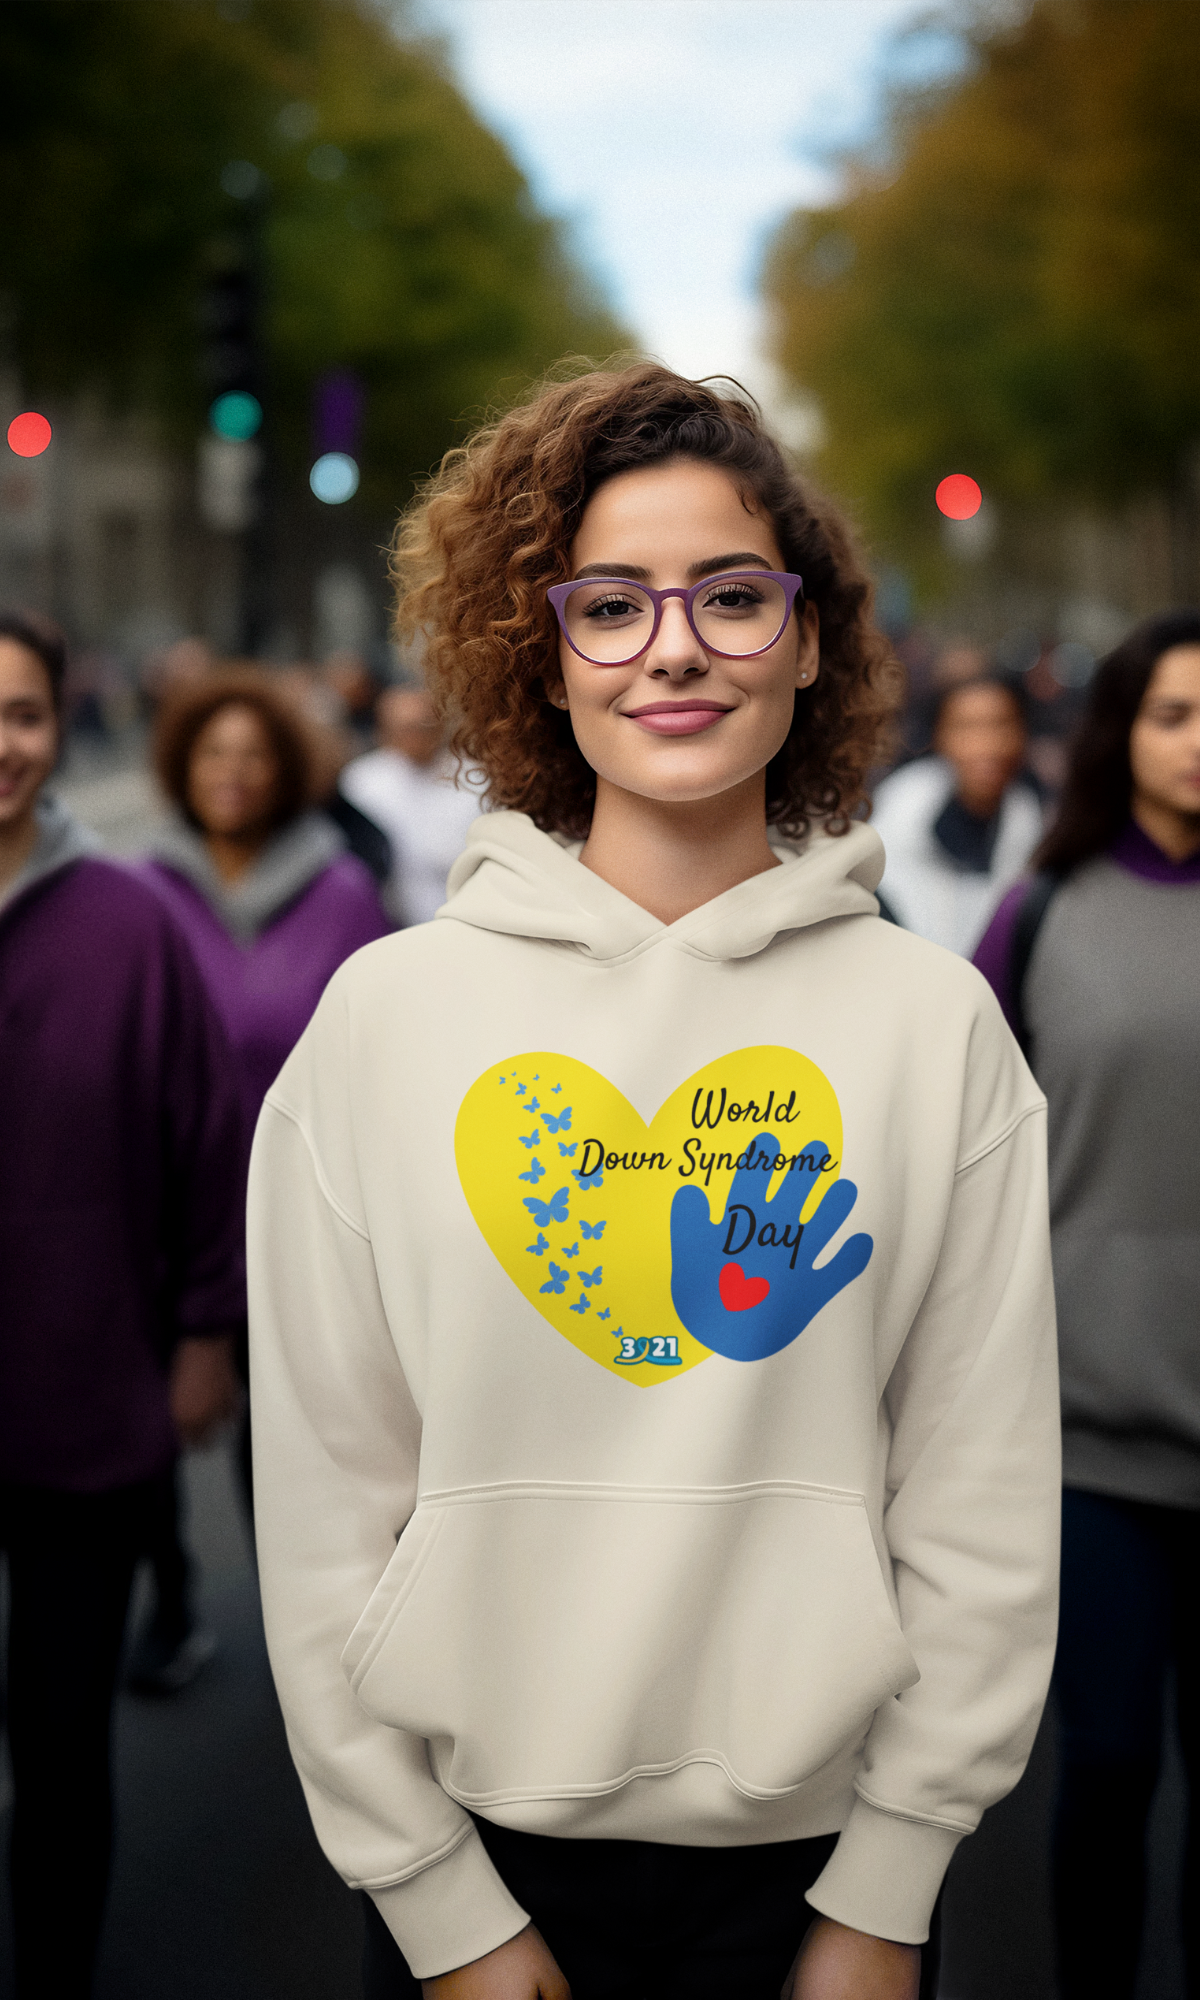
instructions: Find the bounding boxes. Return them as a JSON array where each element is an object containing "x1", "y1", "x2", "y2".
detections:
[{"x1": 1010, "y1": 871, "x2": 1060, "y2": 1059}]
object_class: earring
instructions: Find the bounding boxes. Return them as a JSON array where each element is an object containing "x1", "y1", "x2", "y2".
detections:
[{"x1": 799, "y1": 672, "x2": 808, "y2": 682}]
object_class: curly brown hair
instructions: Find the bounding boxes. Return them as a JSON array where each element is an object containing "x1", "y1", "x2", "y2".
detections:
[
  {"x1": 153, "y1": 668, "x2": 317, "y2": 829},
  {"x1": 392, "y1": 362, "x2": 899, "y2": 839}
]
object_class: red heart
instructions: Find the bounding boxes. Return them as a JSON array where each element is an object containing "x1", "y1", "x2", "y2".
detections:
[{"x1": 718, "y1": 1262, "x2": 770, "y2": 1313}]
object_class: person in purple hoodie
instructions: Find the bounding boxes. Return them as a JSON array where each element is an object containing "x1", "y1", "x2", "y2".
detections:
[
  {"x1": 973, "y1": 610, "x2": 1200, "y2": 2000},
  {"x1": 126, "y1": 667, "x2": 391, "y2": 1683},
  {"x1": 138, "y1": 667, "x2": 393, "y2": 1140},
  {"x1": 0, "y1": 610, "x2": 246, "y2": 1999}
]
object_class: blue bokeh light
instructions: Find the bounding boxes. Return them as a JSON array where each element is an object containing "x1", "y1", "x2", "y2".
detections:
[
  {"x1": 209, "y1": 392, "x2": 263, "y2": 441},
  {"x1": 309, "y1": 451, "x2": 359, "y2": 504}
]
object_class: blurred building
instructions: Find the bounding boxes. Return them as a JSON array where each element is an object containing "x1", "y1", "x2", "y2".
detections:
[{"x1": 0, "y1": 372, "x2": 393, "y2": 690}]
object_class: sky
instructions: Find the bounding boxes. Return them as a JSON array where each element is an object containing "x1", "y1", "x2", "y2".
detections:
[{"x1": 406, "y1": 0, "x2": 962, "y2": 420}]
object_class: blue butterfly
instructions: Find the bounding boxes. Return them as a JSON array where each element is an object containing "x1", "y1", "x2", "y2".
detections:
[
  {"x1": 519, "y1": 1157, "x2": 546, "y2": 1184},
  {"x1": 558, "y1": 1141, "x2": 577, "y2": 1157},
  {"x1": 518, "y1": 1130, "x2": 541, "y2": 1149},
  {"x1": 561, "y1": 1242, "x2": 580, "y2": 1259},
  {"x1": 539, "y1": 1263, "x2": 569, "y2": 1296},
  {"x1": 580, "y1": 1266, "x2": 603, "y2": 1288},
  {"x1": 542, "y1": 1106, "x2": 572, "y2": 1134},
  {"x1": 569, "y1": 1294, "x2": 591, "y2": 1315},
  {"x1": 580, "y1": 1218, "x2": 606, "y2": 1239},
  {"x1": 524, "y1": 1187, "x2": 570, "y2": 1228},
  {"x1": 597, "y1": 1308, "x2": 612, "y2": 1321},
  {"x1": 524, "y1": 1097, "x2": 541, "y2": 1114},
  {"x1": 515, "y1": 1082, "x2": 526, "y2": 1095},
  {"x1": 526, "y1": 1233, "x2": 549, "y2": 1257},
  {"x1": 573, "y1": 1166, "x2": 603, "y2": 1190},
  {"x1": 551, "y1": 1083, "x2": 563, "y2": 1094}
]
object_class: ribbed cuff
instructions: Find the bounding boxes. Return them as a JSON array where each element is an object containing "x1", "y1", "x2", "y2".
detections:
[
  {"x1": 804, "y1": 1795, "x2": 964, "y2": 1945},
  {"x1": 368, "y1": 1828, "x2": 530, "y2": 1980}
]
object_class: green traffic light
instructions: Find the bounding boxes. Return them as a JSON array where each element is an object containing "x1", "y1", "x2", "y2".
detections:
[{"x1": 209, "y1": 391, "x2": 263, "y2": 441}]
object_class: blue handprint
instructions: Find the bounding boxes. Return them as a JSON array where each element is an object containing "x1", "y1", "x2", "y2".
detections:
[{"x1": 669, "y1": 1138, "x2": 872, "y2": 1362}]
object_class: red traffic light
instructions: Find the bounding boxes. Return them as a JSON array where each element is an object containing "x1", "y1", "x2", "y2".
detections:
[
  {"x1": 935, "y1": 474, "x2": 982, "y2": 520},
  {"x1": 7, "y1": 412, "x2": 52, "y2": 457}
]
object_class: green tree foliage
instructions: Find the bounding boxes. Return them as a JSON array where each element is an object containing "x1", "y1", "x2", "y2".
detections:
[
  {"x1": 764, "y1": 0, "x2": 1200, "y2": 549},
  {"x1": 0, "y1": 0, "x2": 625, "y2": 499}
]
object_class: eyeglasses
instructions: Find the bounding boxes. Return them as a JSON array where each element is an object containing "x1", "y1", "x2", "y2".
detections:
[{"x1": 547, "y1": 570, "x2": 805, "y2": 668}]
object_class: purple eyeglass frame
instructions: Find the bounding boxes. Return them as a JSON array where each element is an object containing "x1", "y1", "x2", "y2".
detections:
[{"x1": 547, "y1": 569, "x2": 805, "y2": 665}]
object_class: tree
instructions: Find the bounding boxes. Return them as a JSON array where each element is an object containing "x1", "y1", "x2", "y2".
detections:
[
  {"x1": 764, "y1": 0, "x2": 1200, "y2": 556},
  {"x1": 0, "y1": 0, "x2": 625, "y2": 503}
]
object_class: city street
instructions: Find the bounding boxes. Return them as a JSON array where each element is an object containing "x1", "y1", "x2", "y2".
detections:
[{"x1": 2, "y1": 4, "x2": 1196, "y2": 1994}]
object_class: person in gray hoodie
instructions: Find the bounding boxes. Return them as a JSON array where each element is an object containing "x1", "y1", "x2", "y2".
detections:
[{"x1": 974, "y1": 610, "x2": 1200, "y2": 2000}]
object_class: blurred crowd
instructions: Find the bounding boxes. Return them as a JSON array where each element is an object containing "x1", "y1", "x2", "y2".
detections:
[{"x1": 1, "y1": 600, "x2": 1198, "y2": 2000}]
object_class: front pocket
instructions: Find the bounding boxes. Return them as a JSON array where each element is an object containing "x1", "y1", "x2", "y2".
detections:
[
  {"x1": 340, "y1": 1505, "x2": 447, "y2": 1684},
  {"x1": 343, "y1": 1481, "x2": 917, "y2": 1806}
]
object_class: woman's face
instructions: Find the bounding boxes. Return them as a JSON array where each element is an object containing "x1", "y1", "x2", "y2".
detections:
[
  {"x1": 0, "y1": 639, "x2": 58, "y2": 830},
  {"x1": 1129, "y1": 646, "x2": 1200, "y2": 823},
  {"x1": 548, "y1": 458, "x2": 818, "y2": 810},
  {"x1": 186, "y1": 701, "x2": 282, "y2": 840}
]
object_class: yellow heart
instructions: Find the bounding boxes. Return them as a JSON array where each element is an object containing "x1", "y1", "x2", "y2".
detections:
[{"x1": 455, "y1": 1046, "x2": 844, "y2": 1385}]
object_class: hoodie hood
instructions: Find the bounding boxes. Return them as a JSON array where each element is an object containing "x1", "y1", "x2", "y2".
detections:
[
  {"x1": 438, "y1": 810, "x2": 885, "y2": 964},
  {"x1": 150, "y1": 809, "x2": 345, "y2": 943},
  {"x1": 0, "y1": 793, "x2": 101, "y2": 912}
]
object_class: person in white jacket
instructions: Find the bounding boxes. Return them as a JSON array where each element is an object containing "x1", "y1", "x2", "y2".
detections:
[
  {"x1": 871, "y1": 676, "x2": 1043, "y2": 957},
  {"x1": 248, "y1": 364, "x2": 1059, "y2": 2000},
  {"x1": 340, "y1": 684, "x2": 483, "y2": 927}
]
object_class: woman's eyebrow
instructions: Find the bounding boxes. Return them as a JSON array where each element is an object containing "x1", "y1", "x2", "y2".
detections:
[
  {"x1": 573, "y1": 562, "x2": 651, "y2": 580},
  {"x1": 571, "y1": 553, "x2": 773, "y2": 582},
  {"x1": 689, "y1": 552, "x2": 773, "y2": 579}
]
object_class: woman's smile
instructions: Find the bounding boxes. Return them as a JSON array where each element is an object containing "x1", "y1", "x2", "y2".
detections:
[{"x1": 622, "y1": 698, "x2": 733, "y2": 736}]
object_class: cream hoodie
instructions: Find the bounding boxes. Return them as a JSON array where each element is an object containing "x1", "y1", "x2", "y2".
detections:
[{"x1": 248, "y1": 811, "x2": 1059, "y2": 1979}]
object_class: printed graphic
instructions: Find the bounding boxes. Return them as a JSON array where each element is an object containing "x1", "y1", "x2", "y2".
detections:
[
  {"x1": 455, "y1": 1048, "x2": 872, "y2": 1387},
  {"x1": 671, "y1": 1151, "x2": 873, "y2": 1362}
]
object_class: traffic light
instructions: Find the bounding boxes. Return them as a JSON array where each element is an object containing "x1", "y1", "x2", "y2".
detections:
[
  {"x1": 197, "y1": 171, "x2": 272, "y2": 647},
  {"x1": 201, "y1": 259, "x2": 261, "y2": 411}
]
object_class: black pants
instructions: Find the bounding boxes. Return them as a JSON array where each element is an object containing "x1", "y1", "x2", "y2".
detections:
[
  {"x1": 0, "y1": 1478, "x2": 146, "y2": 1999},
  {"x1": 1053, "y1": 1487, "x2": 1200, "y2": 1999},
  {"x1": 362, "y1": 1819, "x2": 942, "y2": 1999}
]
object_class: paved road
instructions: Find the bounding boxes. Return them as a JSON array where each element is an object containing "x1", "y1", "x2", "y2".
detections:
[
  {"x1": 0, "y1": 1442, "x2": 364, "y2": 2000},
  {"x1": 1, "y1": 1438, "x2": 1186, "y2": 1998}
]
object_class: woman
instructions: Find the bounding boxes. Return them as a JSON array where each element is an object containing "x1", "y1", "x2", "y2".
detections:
[
  {"x1": 871, "y1": 675, "x2": 1041, "y2": 955},
  {"x1": 249, "y1": 366, "x2": 1060, "y2": 2000},
  {"x1": 141, "y1": 667, "x2": 392, "y2": 1133},
  {"x1": 974, "y1": 611, "x2": 1200, "y2": 2000},
  {"x1": 128, "y1": 668, "x2": 391, "y2": 1683},
  {"x1": 0, "y1": 611, "x2": 245, "y2": 1997}
]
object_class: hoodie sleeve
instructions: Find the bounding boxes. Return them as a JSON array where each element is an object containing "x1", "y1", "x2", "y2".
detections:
[
  {"x1": 806, "y1": 1080, "x2": 1060, "y2": 1945},
  {"x1": 247, "y1": 1041, "x2": 529, "y2": 1979},
  {"x1": 153, "y1": 901, "x2": 247, "y2": 1336}
]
